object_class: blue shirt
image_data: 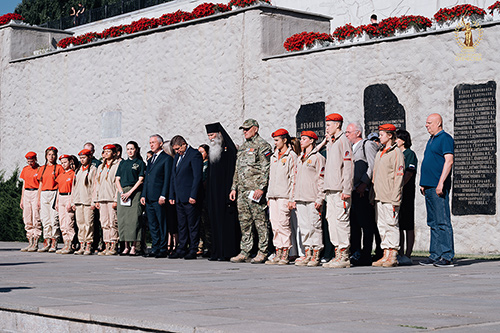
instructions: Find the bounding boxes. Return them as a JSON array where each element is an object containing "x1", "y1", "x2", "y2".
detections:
[{"x1": 420, "y1": 130, "x2": 454, "y2": 189}]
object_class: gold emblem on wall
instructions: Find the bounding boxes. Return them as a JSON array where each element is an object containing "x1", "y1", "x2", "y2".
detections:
[{"x1": 455, "y1": 17, "x2": 483, "y2": 61}]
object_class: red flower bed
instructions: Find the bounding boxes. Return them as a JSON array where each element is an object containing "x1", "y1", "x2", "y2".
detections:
[
  {"x1": 397, "y1": 15, "x2": 432, "y2": 30},
  {"x1": 377, "y1": 17, "x2": 400, "y2": 36},
  {"x1": 434, "y1": 4, "x2": 486, "y2": 23},
  {"x1": 0, "y1": 13, "x2": 24, "y2": 25},
  {"x1": 229, "y1": 0, "x2": 271, "y2": 7},
  {"x1": 283, "y1": 31, "x2": 332, "y2": 52},
  {"x1": 192, "y1": 3, "x2": 231, "y2": 18},
  {"x1": 332, "y1": 23, "x2": 361, "y2": 41},
  {"x1": 488, "y1": 1, "x2": 500, "y2": 13},
  {"x1": 359, "y1": 24, "x2": 379, "y2": 36}
]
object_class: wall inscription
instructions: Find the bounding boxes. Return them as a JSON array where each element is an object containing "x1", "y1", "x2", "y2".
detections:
[
  {"x1": 296, "y1": 102, "x2": 325, "y2": 142},
  {"x1": 364, "y1": 84, "x2": 406, "y2": 136},
  {"x1": 452, "y1": 81, "x2": 496, "y2": 215}
]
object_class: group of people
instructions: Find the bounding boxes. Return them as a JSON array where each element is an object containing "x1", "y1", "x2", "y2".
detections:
[{"x1": 19, "y1": 112, "x2": 455, "y2": 268}]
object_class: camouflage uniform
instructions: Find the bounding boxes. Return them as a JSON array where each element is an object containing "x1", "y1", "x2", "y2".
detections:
[{"x1": 232, "y1": 133, "x2": 273, "y2": 256}]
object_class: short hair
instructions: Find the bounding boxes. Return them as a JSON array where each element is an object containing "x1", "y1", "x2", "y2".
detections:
[
  {"x1": 163, "y1": 140, "x2": 175, "y2": 157},
  {"x1": 150, "y1": 134, "x2": 164, "y2": 144},
  {"x1": 396, "y1": 129, "x2": 412, "y2": 148},
  {"x1": 170, "y1": 135, "x2": 186, "y2": 147},
  {"x1": 349, "y1": 122, "x2": 363, "y2": 135},
  {"x1": 84, "y1": 142, "x2": 95, "y2": 153},
  {"x1": 371, "y1": 14, "x2": 377, "y2": 21},
  {"x1": 199, "y1": 144, "x2": 210, "y2": 154}
]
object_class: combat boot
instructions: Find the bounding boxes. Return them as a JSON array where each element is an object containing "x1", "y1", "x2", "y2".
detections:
[
  {"x1": 372, "y1": 249, "x2": 389, "y2": 267},
  {"x1": 251, "y1": 252, "x2": 267, "y2": 264},
  {"x1": 83, "y1": 242, "x2": 93, "y2": 255},
  {"x1": 106, "y1": 242, "x2": 117, "y2": 255},
  {"x1": 48, "y1": 238, "x2": 58, "y2": 253},
  {"x1": 265, "y1": 248, "x2": 282, "y2": 265},
  {"x1": 295, "y1": 248, "x2": 312, "y2": 266},
  {"x1": 230, "y1": 253, "x2": 249, "y2": 263},
  {"x1": 278, "y1": 248, "x2": 290, "y2": 265},
  {"x1": 38, "y1": 239, "x2": 51, "y2": 252},
  {"x1": 56, "y1": 240, "x2": 67, "y2": 254},
  {"x1": 323, "y1": 247, "x2": 340, "y2": 268},
  {"x1": 61, "y1": 240, "x2": 74, "y2": 254},
  {"x1": 98, "y1": 242, "x2": 109, "y2": 256},
  {"x1": 28, "y1": 237, "x2": 39, "y2": 252},
  {"x1": 382, "y1": 249, "x2": 398, "y2": 267},
  {"x1": 21, "y1": 238, "x2": 33, "y2": 252},
  {"x1": 307, "y1": 248, "x2": 321, "y2": 267},
  {"x1": 74, "y1": 242, "x2": 85, "y2": 255},
  {"x1": 328, "y1": 248, "x2": 350, "y2": 268}
]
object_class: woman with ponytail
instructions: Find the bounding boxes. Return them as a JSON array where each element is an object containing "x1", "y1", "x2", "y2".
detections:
[
  {"x1": 71, "y1": 149, "x2": 97, "y2": 255},
  {"x1": 54, "y1": 155, "x2": 76, "y2": 254},
  {"x1": 36, "y1": 147, "x2": 64, "y2": 253}
]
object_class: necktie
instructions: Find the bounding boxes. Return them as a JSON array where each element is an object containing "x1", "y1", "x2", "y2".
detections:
[{"x1": 150, "y1": 154, "x2": 157, "y2": 165}]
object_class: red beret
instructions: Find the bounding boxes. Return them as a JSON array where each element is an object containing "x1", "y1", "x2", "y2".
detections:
[
  {"x1": 325, "y1": 113, "x2": 343, "y2": 122},
  {"x1": 272, "y1": 128, "x2": 289, "y2": 137},
  {"x1": 301, "y1": 131, "x2": 318, "y2": 140},
  {"x1": 378, "y1": 123, "x2": 397, "y2": 132},
  {"x1": 46, "y1": 146, "x2": 58, "y2": 153},
  {"x1": 78, "y1": 149, "x2": 92, "y2": 156},
  {"x1": 103, "y1": 144, "x2": 116, "y2": 150},
  {"x1": 25, "y1": 151, "x2": 37, "y2": 159},
  {"x1": 59, "y1": 154, "x2": 71, "y2": 160}
]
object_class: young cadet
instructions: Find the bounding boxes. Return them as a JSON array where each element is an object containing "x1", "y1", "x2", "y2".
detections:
[
  {"x1": 72, "y1": 149, "x2": 97, "y2": 255},
  {"x1": 37, "y1": 146, "x2": 64, "y2": 253},
  {"x1": 19, "y1": 152, "x2": 42, "y2": 252},
  {"x1": 293, "y1": 131, "x2": 326, "y2": 267},
  {"x1": 54, "y1": 155, "x2": 76, "y2": 254},
  {"x1": 372, "y1": 124, "x2": 405, "y2": 267},
  {"x1": 265, "y1": 129, "x2": 297, "y2": 265},
  {"x1": 94, "y1": 144, "x2": 120, "y2": 255}
]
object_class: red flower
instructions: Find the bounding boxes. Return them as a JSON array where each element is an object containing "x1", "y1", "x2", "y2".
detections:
[
  {"x1": 283, "y1": 31, "x2": 332, "y2": 52},
  {"x1": 434, "y1": 5, "x2": 486, "y2": 23},
  {"x1": 228, "y1": 0, "x2": 271, "y2": 8},
  {"x1": 0, "y1": 13, "x2": 24, "y2": 25},
  {"x1": 332, "y1": 23, "x2": 361, "y2": 41},
  {"x1": 488, "y1": 1, "x2": 500, "y2": 13}
]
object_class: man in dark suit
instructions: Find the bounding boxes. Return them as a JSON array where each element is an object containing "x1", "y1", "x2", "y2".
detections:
[
  {"x1": 140, "y1": 134, "x2": 173, "y2": 258},
  {"x1": 168, "y1": 135, "x2": 203, "y2": 260}
]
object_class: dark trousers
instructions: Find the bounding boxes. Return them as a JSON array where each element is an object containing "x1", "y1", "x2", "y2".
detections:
[
  {"x1": 176, "y1": 202, "x2": 200, "y2": 255},
  {"x1": 145, "y1": 201, "x2": 167, "y2": 254},
  {"x1": 350, "y1": 190, "x2": 377, "y2": 260}
]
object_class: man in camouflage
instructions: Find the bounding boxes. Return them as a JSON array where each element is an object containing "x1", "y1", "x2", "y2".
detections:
[{"x1": 229, "y1": 119, "x2": 273, "y2": 264}]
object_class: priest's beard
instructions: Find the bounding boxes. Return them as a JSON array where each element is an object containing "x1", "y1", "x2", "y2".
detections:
[{"x1": 209, "y1": 134, "x2": 223, "y2": 163}]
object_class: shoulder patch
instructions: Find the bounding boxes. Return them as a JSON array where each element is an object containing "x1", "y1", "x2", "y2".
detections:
[{"x1": 264, "y1": 150, "x2": 272, "y2": 157}]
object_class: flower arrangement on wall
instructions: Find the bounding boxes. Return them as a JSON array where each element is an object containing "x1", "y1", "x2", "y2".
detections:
[
  {"x1": 283, "y1": 32, "x2": 332, "y2": 51},
  {"x1": 331, "y1": 24, "x2": 361, "y2": 41},
  {"x1": 433, "y1": 4, "x2": 486, "y2": 23},
  {"x1": 229, "y1": 0, "x2": 271, "y2": 8},
  {"x1": 397, "y1": 15, "x2": 432, "y2": 31},
  {"x1": 0, "y1": 13, "x2": 24, "y2": 25},
  {"x1": 488, "y1": 1, "x2": 500, "y2": 13}
]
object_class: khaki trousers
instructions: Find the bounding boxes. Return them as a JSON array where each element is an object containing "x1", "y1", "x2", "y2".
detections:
[
  {"x1": 99, "y1": 201, "x2": 118, "y2": 242},
  {"x1": 269, "y1": 198, "x2": 292, "y2": 248},
  {"x1": 39, "y1": 190, "x2": 60, "y2": 239},
  {"x1": 58, "y1": 195, "x2": 75, "y2": 242},
  {"x1": 296, "y1": 201, "x2": 323, "y2": 250},
  {"x1": 325, "y1": 190, "x2": 351, "y2": 249},
  {"x1": 375, "y1": 201, "x2": 400, "y2": 250},
  {"x1": 22, "y1": 190, "x2": 42, "y2": 238},
  {"x1": 75, "y1": 204, "x2": 94, "y2": 243}
]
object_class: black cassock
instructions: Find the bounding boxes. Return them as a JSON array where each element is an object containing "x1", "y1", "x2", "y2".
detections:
[{"x1": 205, "y1": 122, "x2": 241, "y2": 260}]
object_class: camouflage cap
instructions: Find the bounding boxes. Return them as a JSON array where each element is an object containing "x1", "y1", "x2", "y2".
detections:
[{"x1": 239, "y1": 118, "x2": 259, "y2": 129}]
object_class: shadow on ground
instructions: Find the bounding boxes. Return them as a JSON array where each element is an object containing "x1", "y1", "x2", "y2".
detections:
[{"x1": 0, "y1": 287, "x2": 33, "y2": 293}]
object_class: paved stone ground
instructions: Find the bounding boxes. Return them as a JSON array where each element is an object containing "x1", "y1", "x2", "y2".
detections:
[{"x1": 1, "y1": 242, "x2": 500, "y2": 332}]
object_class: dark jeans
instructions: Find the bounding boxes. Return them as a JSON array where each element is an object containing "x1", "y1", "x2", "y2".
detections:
[
  {"x1": 350, "y1": 190, "x2": 377, "y2": 260},
  {"x1": 176, "y1": 202, "x2": 200, "y2": 255},
  {"x1": 424, "y1": 188, "x2": 454, "y2": 261},
  {"x1": 145, "y1": 201, "x2": 167, "y2": 254}
]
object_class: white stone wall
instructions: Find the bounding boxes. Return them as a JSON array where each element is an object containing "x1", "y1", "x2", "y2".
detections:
[{"x1": 1, "y1": 7, "x2": 499, "y2": 253}]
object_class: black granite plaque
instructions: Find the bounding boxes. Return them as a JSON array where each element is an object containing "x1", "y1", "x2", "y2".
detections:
[
  {"x1": 296, "y1": 102, "x2": 325, "y2": 142},
  {"x1": 452, "y1": 81, "x2": 496, "y2": 215},
  {"x1": 363, "y1": 84, "x2": 406, "y2": 136}
]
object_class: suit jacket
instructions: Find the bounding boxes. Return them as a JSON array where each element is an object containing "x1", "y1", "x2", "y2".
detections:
[
  {"x1": 141, "y1": 151, "x2": 173, "y2": 202},
  {"x1": 169, "y1": 146, "x2": 203, "y2": 203},
  {"x1": 352, "y1": 139, "x2": 378, "y2": 189}
]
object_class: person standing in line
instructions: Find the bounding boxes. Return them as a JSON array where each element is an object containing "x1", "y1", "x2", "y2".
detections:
[
  {"x1": 94, "y1": 144, "x2": 120, "y2": 256},
  {"x1": 197, "y1": 144, "x2": 211, "y2": 257},
  {"x1": 54, "y1": 154, "x2": 76, "y2": 254},
  {"x1": 371, "y1": 124, "x2": 405, "y2": 267},
  {"x1": 419, "y1": 113, "x2": 455, "y2": 268},
  {"x1": 265, "y1": 129, "x2": 297, "y2": 265},
  {"x1": 293, "y1": 131, "x2": 326, "y2": 267},
  {"x1": 229, "y1": 119, "x2": 273, "y2": 264},
  {"x1": 288, "y1": 136, "x2": 305, "y2": 260},
  {"x1": 395, "y1": 129, "x2": 418, "y2": 265},
  {"x1": 37, "y1": 147, "x2": 64, "y2": 253},
  {"x1": 163, "y1": 141, "x2": 178, "y2": 255},
  {"x1": 116, "y1": 141, "x2": 146, "y2": 256},
  {"x1": 321, "y1": 113, "x2": 354, "y2": 268},
  {"x1": 72, "y1": 149, "x2": 97, "y2": 255},
  {"x1": 83, "y1": 142, "x2": 103, "y2": 252},
  {"x1": 19, "y1": 152, "x2": 42, "y2": 252},
  {"x1": 169, "y1": 136, "x2": 203, "y2": 260}
]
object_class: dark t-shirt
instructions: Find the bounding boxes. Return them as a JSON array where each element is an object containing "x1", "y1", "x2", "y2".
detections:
[
  {"x1": 403, "y1": 148, "x2": 418, "y2": 185},
  {"x1": 116, "y1": 157, "x2": 145, "y2": 187},
  {"x1": 420, "y1": 130, "x2": 454, "y2": 189}
]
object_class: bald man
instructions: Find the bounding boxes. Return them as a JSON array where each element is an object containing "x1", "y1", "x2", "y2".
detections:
[{"x1": 419, "y1": 114, "x2": 455, "y2": 268}]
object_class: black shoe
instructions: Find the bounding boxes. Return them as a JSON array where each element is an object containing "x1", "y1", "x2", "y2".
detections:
[
  {"x1": 433, "y1": 258, "x2": 454, "y2": 267},
  {"x1": 143, "y1": 252, "x2": 158, "y2": 258},
  {"x1": 169, "y1": 251, "x2": 185, "y2": 259},
  {"x1": 184, "y1": 252, "x2": 197, "y2": 260},
  {"x1": 201, "y1": 250, "x2": 211, "y2": 258},
  {"x1": 419, "y1": 258, "x2": 436, "y2": 266},
  {"x1": 155, "y1": 252, "x2": 168, "y2": 258},
  {"x1": 208, "y1": 256, "x2": 218, "y2": 261}
]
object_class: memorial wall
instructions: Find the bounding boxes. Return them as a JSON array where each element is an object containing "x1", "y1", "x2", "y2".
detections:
[{"x1": 0, "y1": 5, "x2": 499, "y2": 253}]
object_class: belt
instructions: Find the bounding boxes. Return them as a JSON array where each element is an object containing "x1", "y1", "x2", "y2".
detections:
[
  {"x1": 25, "y1": 188, "x2": 38, "y2": 191},
  {"x1": 59, "y1": 192, "x2": 71, "y2": 196},
  {"x1": 42, "y1": 190, "x2": 57, "y2": 192}
]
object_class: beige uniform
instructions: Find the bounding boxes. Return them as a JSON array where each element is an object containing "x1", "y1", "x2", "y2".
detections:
[
  {"x1": 72, "y1": 165, "x2": 97, "y2": 243},
  {"x1": 267, "y1": 147, "x2": 297, "y2": 248},
  {"x1": 324, "y1": 131, "x2": 354, "y2": 249},
  {"x1": 94, "y1": 160, "x2": 119, "y2": 243},
  {"x1": 293, "y1": 151, "x2": 325, "y2": 250},
  {"x1": 373, "y1": 144, "x2": 405, "y2": 250}
]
